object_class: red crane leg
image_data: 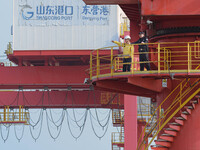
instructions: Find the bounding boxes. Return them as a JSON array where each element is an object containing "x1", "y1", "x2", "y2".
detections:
[{"x1": 124, "y1": 95, "x2": 137, "y2": 150}]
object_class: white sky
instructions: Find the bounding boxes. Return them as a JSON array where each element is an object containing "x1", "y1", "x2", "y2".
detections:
[{"x1": 0, "y1": 0, "x2": 117, "y2": 149}]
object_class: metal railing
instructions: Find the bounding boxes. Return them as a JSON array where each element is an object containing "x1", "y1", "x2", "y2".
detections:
[
  {"x1": 112, "y1": 104, "x2": 156, "y2": 125},
  {"x1": 137, "y1": 103, "x2": 157, "y2": 128},
  {"x1": 0, "y1": 106, "x2": 29, "y2": 124},
  {"x1": 5, "y1": 42, "x2": 13, "y2": 55},
  {"x1": 112, "y1": 103, "x2": 157, "y2": 149},
  {"x1": 137, "y1": 78, "x2": 200, "y2": 150},
  {"x1": 112, "y1": 129, "x2": 124, "y2": 144},
  {"x1": 112, "y1": 110, "x2": 124, "y2": 149},
  {"x1": 90, "y1": 41, "x2": 200, "y2": 80},
  {"x1": 120, "y1": 18, "x2": 130, "y2": 37},
  {"x1": 137, "y1": 103, "x2": 154, "y2": 117},
  {"x1": 112, "y1": 109, "x2": 124, "y2": 125}
]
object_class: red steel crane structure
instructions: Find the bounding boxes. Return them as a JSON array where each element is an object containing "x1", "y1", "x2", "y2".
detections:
[
  {"x1": 1, "y1": 0, "x2": 200, "y2": 150},
  {"x1": 83, "y1": 0, "x2": 200, "y2": 150}
]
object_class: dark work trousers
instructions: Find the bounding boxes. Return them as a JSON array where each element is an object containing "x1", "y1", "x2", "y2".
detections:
[
  {"x1": 123, "y1": 58, "x2": 131, "y2": 72},
  {"x1": 139, "y1": 53, "x2": 151, "y2": 71}
]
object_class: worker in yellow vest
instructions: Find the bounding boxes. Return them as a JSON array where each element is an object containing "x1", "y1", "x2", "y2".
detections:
[{"x1": 112, "y1": 35, "x2": 132, "y2": 72}]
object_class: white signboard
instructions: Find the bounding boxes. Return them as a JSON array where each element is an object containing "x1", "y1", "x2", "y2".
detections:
[
  {"x1": 17, "y1": 0, "x2": 111, "y2": 26},
  {"x1": 13, "y1": 0, "x2": 122, "y2": 50},
  {"x1": 162, "y1": 79, "x2": 167, "y2": 87}
]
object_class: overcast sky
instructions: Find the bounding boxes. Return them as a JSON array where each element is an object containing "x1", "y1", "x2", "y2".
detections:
[{"x1": 0, "y1": 0, "x2": 117, "y2": 150}]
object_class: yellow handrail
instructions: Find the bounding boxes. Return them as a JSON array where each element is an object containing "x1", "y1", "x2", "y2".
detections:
[
  {"x1": 5, "y1": 42, "x2": 13, "y2": 55},
  {"x1": 137, "y1": 78, "x2": 187, "y2": 149},
  {"x1": 120, "y1": 18, "x2": 130, "y2": 36},
  {"x1": 112, "y1": 131, "x2": 124, "y2": 144},
  {"x1": 90, "y1": 41, "x2": 200, "y2": 80},
  {"x1": 137, "y1": 78, "x2": 200, "y2": 150},
  {"x1": 145, "y1": 82, "x2": 200, "y2": 150},
  {"x1": 137, "y1": 63, "x2": 200, "y2": 149},
  {"x1": 0, "y1": 106, "x2": 29, "y2": 124},
  {"x1": 188, "y1": 43, "x2": 190, "y2": 72},
  {"x1": 158, "y1": 43, "x2": 161, "y2": 73},
  {"x1": 112, "y1": 109, "x2": 124, "y2": 124},
  {"x1": 90, "y1": 52, "x2": 93, "y2": 79}
]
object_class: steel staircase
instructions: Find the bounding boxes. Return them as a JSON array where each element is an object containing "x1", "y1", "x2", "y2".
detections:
[
  {"x1": 151, "y1": 98, "x2": 199, "y2": 150},
  {"x1": 137, "y1": 78, "x2": 200, "y2": 150},
  {"x1": 111, "y1": 126, "x2": 124, "y2": 150},
  {"x1": 112, "y1": 109, "x2": 124, "y2": 127},
  {"x1": 112, "y1": 100, "x2": 154, "y2": 150},
  {"x1": 112, "y1": 109, "x2": 124, "y2": 150}
]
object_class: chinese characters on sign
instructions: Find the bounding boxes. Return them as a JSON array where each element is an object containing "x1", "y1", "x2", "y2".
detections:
[
  {"x1": 81, "y1": 5, "x2": 110, "y2": 23},
  {"x1": 36, "y1": 5, "x2": 73, "y2": 15},
  {"x1": 82, "y1": 5, "x2": 109, "y2": 15},
  {"x1": 35, "y1": 5, "x2": 73, "y2": 21},
  {"x1": 18, "y1": 0, "x2": 111, "y2": 26}
]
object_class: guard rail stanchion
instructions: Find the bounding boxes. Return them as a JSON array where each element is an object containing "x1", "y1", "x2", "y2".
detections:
[
  {"x1": 19, "y1": 105, "x2": 22, "y2": 121},
  {"x1": 111, "y1": 48, "x2": 114, "y2": 76},
  {"x1": 188, "y1": 43, "x2": 190, "y2": 73},
  {"x1": 158, "y1": 43, "x2": 161, "y2": 74},
  {"x1": 131, "y1": 46, "x2": 134, "y2": 74},
  {"x1": 97, "y1": 50, "x2": 100, "y2": 78},
  {"x1": 90, "y1": 52, "x2": 92, "y2": 80}
]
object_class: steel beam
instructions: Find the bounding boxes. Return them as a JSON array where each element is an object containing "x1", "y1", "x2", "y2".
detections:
[
  {"x1": 95, "y1": 80, "x2": 156, "y2": 97},
  {"x1": 128, "y1": 77, "x2": 163, "y2": 93},
  {"x1": 0, "y1": 90, "x2": 123, "y2": 109},
  {"x1": 0, "y1": 66, "x2": 88, "y2": 89}
]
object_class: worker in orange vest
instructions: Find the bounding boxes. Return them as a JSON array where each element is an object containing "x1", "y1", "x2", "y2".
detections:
[{"x1": 112, "y1": 35, "x2": 132, "y2": 72}]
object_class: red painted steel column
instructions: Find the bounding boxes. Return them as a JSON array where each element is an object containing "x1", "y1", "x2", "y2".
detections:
[
  {"x1": 130, "y1": 20, "x2": 140, "y2": 43},
  {"x1": 124, "y1": 94, "x2": 137, "y2": 150}
]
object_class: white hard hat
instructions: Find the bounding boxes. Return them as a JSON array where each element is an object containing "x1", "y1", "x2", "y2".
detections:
[{"x1": 124, "y1": 35, "x2": 131, "y2": 40}]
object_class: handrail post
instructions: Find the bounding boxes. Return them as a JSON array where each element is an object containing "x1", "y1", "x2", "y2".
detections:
[
  {"x1": 22, "y1": 106, "x2": 24, "y2": 121},
  {"x1": 194, "y1": 41, "x2": 196, "y2": 58},
  {"x1": 131, "y1": 45, "x2": 134, "y2": 74},
  {"x1": 96, "y1": 50, "x2": 100, "y2": 78},
  {"x1": 90, "y1": 52, "x2": 92, "y2": 80},
  {"x1": 180, "y1": 83, "x2": 182, "y2": 107},
  {"x1": 158, "y1": 43, "x2": 161, "y2": 73},
  {"x1": 4, "y1": 106, "x2": 6, "y2": 122},
  {"x1": 188, "y1": 43, "x2": 190, "y2": 73},
  {"x1": 117, "y1": 57, "x2": 119, "y2": 70},
  {"x1": 19, "y1": 105, "x2": 22, "y2": 121},
  {"x1": 7, "y1": 106, "x2": 9, "y2": 121},
  {"x1": 159, "y1": 106, "x2": 161, "y2": 129},
  {"x1": 167, "y1": 49, "x2": 169, "y2": 70},
  {"x1": 190, "y1": 46, "x2": 192, "y2": 70},
  {"x1": 116, "y1": 57, "x2": 120, "y2": 70},
  {"x1": 198, "y1": 41, "x2": 200, "y2": 58},
  {"x1": 164, "y1": 48, "x2": 166, "y2": 70},
  {"x1": 111, "y1": 48, "x2": 114, "y2": 76}
]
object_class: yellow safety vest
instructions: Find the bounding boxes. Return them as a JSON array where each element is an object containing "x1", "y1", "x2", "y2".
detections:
[{"x1": 113, "y1": 41, "x2": 132, "y2": 58}]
